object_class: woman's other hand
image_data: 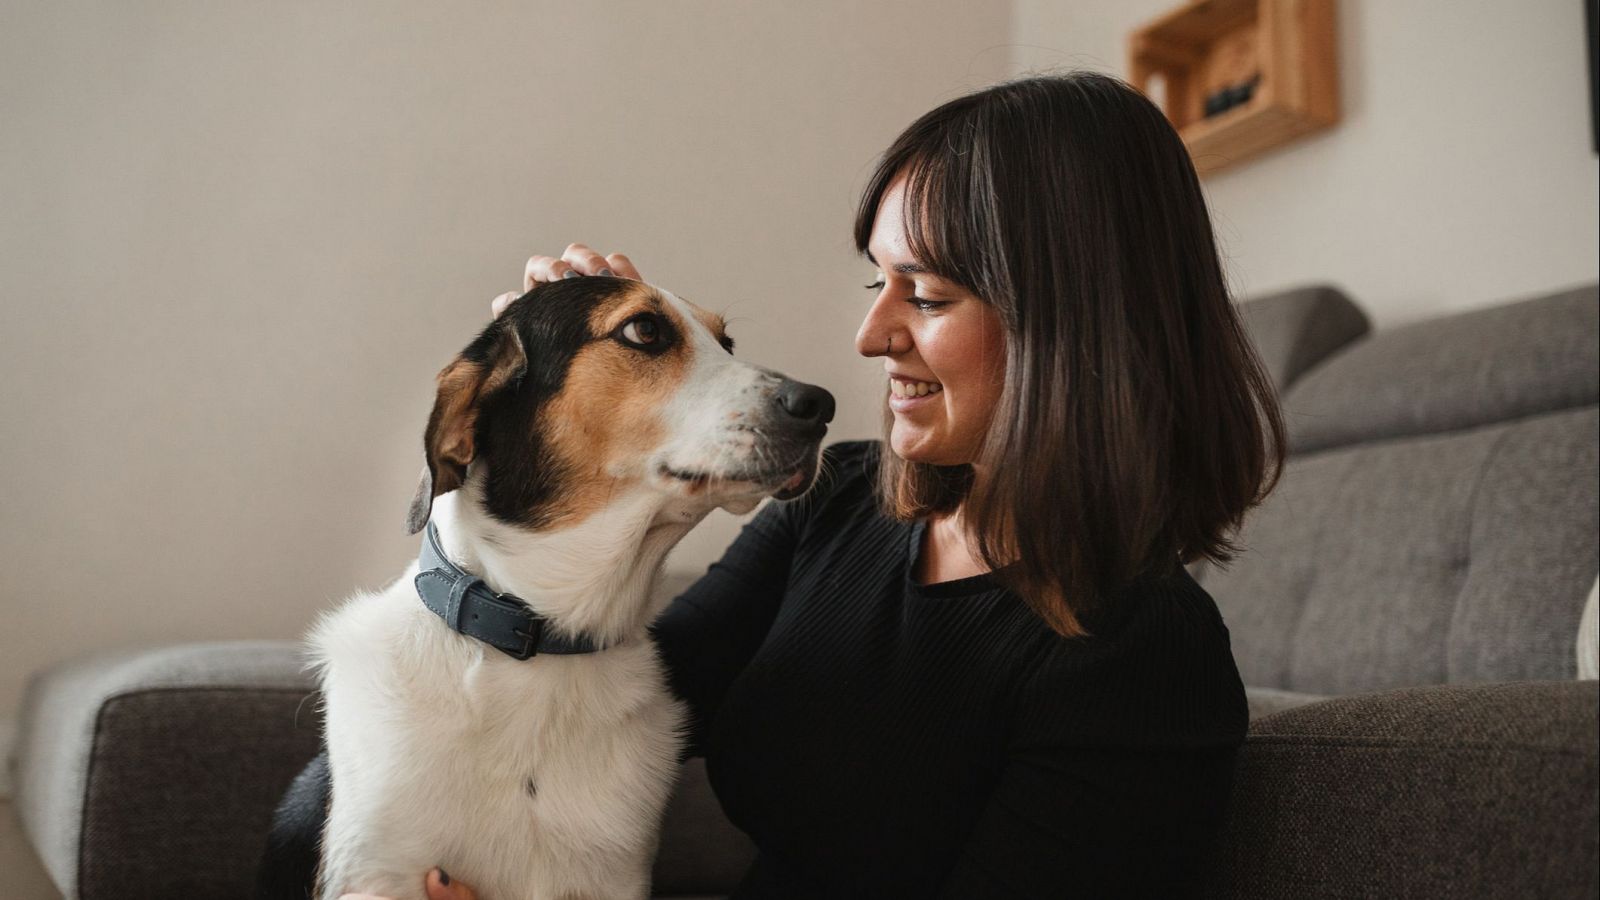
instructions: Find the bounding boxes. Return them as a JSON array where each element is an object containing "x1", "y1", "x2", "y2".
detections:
[
  {"x1": 338, "y1": 866, "x2": 477, "y2": 900},
  {"x1": 491, "y1": 243, "x2": 642, "y2": 317}
]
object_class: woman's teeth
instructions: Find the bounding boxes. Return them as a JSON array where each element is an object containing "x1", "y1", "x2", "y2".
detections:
[{"x1": 890, "y1": 378, "x2": 942, "y2": 398}]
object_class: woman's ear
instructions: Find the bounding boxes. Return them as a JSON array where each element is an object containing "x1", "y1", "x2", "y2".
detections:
[{"x1": 405, "y1": 326, "x2": 527, "y2": 534}]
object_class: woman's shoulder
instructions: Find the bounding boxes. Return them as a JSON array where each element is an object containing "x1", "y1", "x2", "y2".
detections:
[
  {"x1": 1088, "y1": 566, "x2": 1235, "y2": 650},
  {"x1": 1018, "y1": 567, "x2": 1248, "y2": 746}
]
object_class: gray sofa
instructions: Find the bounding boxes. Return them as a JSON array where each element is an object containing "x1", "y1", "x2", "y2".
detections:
[{"x1": 9, "y1": 282, "x2": 1598, "y2": 899}]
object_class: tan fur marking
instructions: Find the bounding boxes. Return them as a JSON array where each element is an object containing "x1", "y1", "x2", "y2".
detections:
[
  {"x1": 687, "y1": 305, "x2": 729, "y2": 347},
  {"x1": 430, "y1": 359, "x2": 482, "y2": 479},
  {"x1": 536, "y1": 284, "x2": 692, "y2": 526},
  {"x1": 427, "y1": 329, "x2": 527, "y2": 492}
]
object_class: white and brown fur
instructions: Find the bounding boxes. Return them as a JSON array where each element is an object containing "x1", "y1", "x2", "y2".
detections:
[{"x1": 259, "y1": 277, "x2": 830, "y2": 900}]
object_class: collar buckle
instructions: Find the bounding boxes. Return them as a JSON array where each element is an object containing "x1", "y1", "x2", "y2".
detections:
[{"x1": 507, "y1": 613, "x2": 543, "y2": 660}]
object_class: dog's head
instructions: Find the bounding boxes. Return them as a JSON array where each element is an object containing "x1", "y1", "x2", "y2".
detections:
[{"x1": 405, "y1": 276, "x2": 833, "y2": 534}]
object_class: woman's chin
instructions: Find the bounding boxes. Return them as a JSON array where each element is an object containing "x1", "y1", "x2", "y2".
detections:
[
  {"x1": 887, "y1": 425, "x2": 919, "y2": 460},
  {"x1": 889, "y1": 423, "x2": 980, "y2": 467},
  {"x1": 888, "y1": 427, "x2": 944, "y2": 465}
]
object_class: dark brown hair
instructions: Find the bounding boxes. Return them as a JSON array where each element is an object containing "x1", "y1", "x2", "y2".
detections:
[{"x1": 854, "y1": 72, "x2": 1288, "y2": 638}]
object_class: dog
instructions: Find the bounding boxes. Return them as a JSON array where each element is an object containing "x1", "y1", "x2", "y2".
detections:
[{"x1": 257, "y1": 275, "x2": 833, "y2": 900}]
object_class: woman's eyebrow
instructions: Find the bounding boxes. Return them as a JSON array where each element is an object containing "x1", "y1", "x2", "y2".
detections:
[{"x1": 864, "y1": 251, "x2": 930, "y2": 275}]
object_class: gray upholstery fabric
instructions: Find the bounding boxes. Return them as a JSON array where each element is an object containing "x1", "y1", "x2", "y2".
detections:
[
  {"x1": 1203, "y1": 680, "x2": 1600, "y2": 898},
  {"x1": 1283, "y1": 285, "x2": 1599, "y2": 454},
  {"x1": 1237, "y1": 283, "x2": 1371, "y2": 393},
  {"x1": 1208, "y1": 404, "x2": 1599, "y2": 694},
  {"x1": 80, "y1": 684, "x2": 324, "y2": 898},
  {"x1": 11, "y1": 641, "x2": 315, "y2": 899},
  {"x1": 1243, "y1": 686, "x2": 1327, "y2": 720}
]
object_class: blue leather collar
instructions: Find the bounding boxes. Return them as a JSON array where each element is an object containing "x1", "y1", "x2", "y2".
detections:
[{"x1": 414, "y1": 520, "x2": 611, "y2": 659}]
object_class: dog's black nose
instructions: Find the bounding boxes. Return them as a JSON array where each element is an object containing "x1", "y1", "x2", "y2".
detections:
[{"x1": 776, "y1": 380, "x2": 835, "y2": 425}]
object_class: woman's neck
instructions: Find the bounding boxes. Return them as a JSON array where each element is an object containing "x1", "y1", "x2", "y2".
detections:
[{"x1": 915, "y1": 504, "x2": 991, "y2": 585}]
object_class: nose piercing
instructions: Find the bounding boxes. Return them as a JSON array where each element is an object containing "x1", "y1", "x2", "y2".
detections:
[{"x1": 885, "y1": 337, "x2": 893, "y2": 355}]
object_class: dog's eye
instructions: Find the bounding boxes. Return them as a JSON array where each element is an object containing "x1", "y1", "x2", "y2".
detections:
[{"x1": 617, "y1": 314, "x2": 665, "y2": 349}]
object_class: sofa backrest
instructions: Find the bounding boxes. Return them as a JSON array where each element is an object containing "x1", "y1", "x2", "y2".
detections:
[
  {"x1": 1202, "y1": 284, "x2": 1600, "y2": 695},
  {"x1": 1236, "y1": 283, "x2": 1371, "y2": 394}
]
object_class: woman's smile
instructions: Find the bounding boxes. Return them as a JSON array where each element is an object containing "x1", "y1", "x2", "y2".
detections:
[{"x1": 887, "y1": 373, "x2": 943, "y2": 410}]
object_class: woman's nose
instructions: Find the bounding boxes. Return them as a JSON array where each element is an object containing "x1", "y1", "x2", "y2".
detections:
[{"x1": 855, "y1": 293, "x2": 904, "y2": 358}]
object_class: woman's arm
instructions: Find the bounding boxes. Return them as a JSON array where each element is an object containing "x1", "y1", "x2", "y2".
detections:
[{"x1": 649, "y1": 496, "x2": 807, "y2": 758}]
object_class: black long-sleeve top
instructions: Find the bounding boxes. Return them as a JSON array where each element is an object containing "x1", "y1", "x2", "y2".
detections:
[{"x1": 648, "y1": 441, "x2": 1248, "y2": 898}]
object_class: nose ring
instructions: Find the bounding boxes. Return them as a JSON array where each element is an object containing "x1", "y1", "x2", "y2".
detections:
[{"x1": 885, "y1": 337, "x2": 893, "y2": 355}]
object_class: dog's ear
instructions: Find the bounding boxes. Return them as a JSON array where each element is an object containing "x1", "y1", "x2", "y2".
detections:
[{"x1": 405, "y1": 326, "x2": 527, "y2": 534}]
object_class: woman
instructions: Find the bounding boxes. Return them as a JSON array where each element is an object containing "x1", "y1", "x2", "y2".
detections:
[{"x1": 370, "y1": 70, "x2": 1285, "y2": 899}]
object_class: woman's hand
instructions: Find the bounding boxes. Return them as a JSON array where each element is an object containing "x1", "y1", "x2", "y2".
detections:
[
  {"x1": 339, "y1": 866, "x2": 476, "y2": 900},
  {"x1": 491, "y1": 243, "x2": 643, "y2": 317}
]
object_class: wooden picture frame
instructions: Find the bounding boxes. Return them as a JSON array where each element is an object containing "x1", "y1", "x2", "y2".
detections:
[{"x1": 1129, "y1": 0, "x2": 1339, "y2": 176}]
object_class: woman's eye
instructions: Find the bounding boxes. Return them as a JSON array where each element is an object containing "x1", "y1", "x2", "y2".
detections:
[
  {"x1": 864, "y1": 273, "x2": 946, "y2": 310},
  {"x1": 619, "y1": 314, "x2": 663, "y2": 348}
]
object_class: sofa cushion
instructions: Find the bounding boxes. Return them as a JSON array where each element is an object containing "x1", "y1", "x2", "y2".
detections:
[
  {"x1": 1203, "y1": 680, "x2": 1599, "y2": 898},
  {"x1": 1282, "y1": 284, "x2": 1599, "y2": 454},
  {"x1": 1205, "y1": 404, "x2": 1599, "y2": 695}
]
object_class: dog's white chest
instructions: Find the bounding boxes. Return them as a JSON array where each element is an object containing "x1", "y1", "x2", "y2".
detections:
[{"x1": 312, "y1": 587, "x2": 685, "y2": 900}]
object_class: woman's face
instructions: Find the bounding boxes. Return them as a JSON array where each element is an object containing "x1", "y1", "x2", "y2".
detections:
[{"x1": 856, "y1": 176, "x2": 1007, "y2": 467}]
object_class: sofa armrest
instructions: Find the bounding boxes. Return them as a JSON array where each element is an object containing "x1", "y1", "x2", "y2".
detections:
[
  {"x1": 10, "y1": 634, "x2": 757, "y2": 899},
  {"x1": 10, "y1": 641, "x2": 319, "y2": 899},
  {"x1": 1205, "y1": 680, "x2": 1599, "y2": 899}
]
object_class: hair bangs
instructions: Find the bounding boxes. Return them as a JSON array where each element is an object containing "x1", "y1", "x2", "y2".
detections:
[{"x1": 853, "y1": 111, "x2": 991, "y2": 298}]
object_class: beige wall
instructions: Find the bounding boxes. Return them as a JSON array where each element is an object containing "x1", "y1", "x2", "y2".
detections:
[
  {"x1": 1012, "y1": 0, "x2": 1600, "y2": 328},
  {"x1": 2, "y1": 0, "x2": 1597, "y2": 726},
  {"x1": 0, "y1": 0, "x2": 1013, "y2": 719}
]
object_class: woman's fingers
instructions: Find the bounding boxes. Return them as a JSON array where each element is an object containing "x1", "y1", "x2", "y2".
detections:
[
  {"x1": 511, "y1": 245, "x2": 645, "y2": 314},
  {"x1": 329, "y1": 866, "x2": 475, "y2": 900},
  {"x1": 560, "y1": 242, "x2": 614, "y2": 277},
  {"x1": 524, "y1": 254, "x2": 574, "y2": 289},
  {"x1": 490, "y1": 290, "x2": 520, "y2": 318},
  {"x1": 604, "y1": 252, "x2": 641, "y2": 280},
  {"x1": 425, "y1": 867, "x2": 478, "y2": 900},
  {"x1": 525, "y1": 245, "x2": 644, "y2": 290}
]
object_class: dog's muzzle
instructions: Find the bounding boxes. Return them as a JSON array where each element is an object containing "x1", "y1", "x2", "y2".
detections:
[{"x1": 765, "y1": 378, "x2": 833, "y2": 499}]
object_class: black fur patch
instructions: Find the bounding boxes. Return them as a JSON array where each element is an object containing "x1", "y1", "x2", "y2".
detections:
[{"x1": 466, "y1": 277, "x2": 628, "y2": 530}]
